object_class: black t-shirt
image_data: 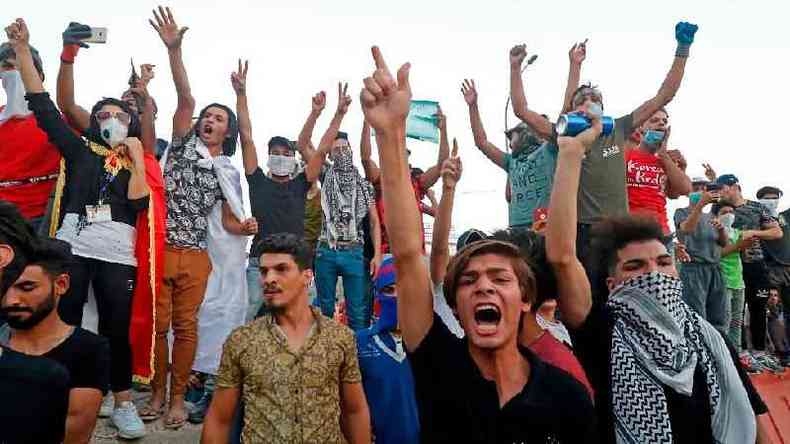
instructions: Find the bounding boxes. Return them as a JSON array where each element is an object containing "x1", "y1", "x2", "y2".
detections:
[
  {"x1": 764, "y1": 208, "x2": 790, "y2": 267},
  {"x1": 44, "y1": 327, "x2": 111, "y2": 393},
  {"x1": 408, "y1": 314, "x2": 596, "y2": 443},
  {"x1": 571, "y1": 304, "x2": 768, "y2": 444},
  {"x1": 0, "y1": 346, "x2": 70, "y2": 444},
  {"x1": 26, "y1": 92, "x2": 149, "y2": 227},
  {"x1": 247, "y1": 168, "x2": 311, "y2": 254}
]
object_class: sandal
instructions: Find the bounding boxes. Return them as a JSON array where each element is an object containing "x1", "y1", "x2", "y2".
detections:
[
  {"x1": 163, "y1": 410, "x2": 188, "y2": 430},
  {"x1": 138, "y1": 403, "x2": 165, "y2": 422}
]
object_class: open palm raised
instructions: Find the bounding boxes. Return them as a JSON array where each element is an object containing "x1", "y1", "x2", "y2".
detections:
[{"x1": 149, "y1": 6, "x2": 188, "y2": 50}]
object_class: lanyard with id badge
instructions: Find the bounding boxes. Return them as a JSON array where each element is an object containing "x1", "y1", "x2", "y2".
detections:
[{"x1": 86, "y1": 170, "x2": 118, "y2": 224}]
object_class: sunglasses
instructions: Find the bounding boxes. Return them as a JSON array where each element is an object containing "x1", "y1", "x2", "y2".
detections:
[{"x1": 96, "y1": 110, "x2": 131, "y2": 125}]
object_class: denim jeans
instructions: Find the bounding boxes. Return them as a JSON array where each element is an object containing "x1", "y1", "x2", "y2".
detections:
[
  {"x1": 245, "y1": 257, "x2": 263, "y2": 323},
  {"x1": 314, "y1": 244, "x2": 369, "y2": 331},
  {"x1": 726, "y1": 288, "x2": 745, "y2": 353},
  {"x1": 679, "y1": 263, "x2": 729, "y2": 335}
]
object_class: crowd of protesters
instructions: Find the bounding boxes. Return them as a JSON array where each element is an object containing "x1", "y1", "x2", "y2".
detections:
[{"x1": 0, "y1": 6, "x2": 785, "y2": 444}]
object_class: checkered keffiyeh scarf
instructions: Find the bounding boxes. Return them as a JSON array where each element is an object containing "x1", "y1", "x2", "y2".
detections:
[{"x1": 607, "y1": 272, "x2": 755, "y2": 444}]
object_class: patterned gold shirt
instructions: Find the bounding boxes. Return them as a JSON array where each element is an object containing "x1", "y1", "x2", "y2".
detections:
[{"x1": 216, "y1": 306, "x2": 362, "y2": 444}]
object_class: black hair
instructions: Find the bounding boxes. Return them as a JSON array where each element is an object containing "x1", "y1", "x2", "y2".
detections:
[
  {"x1": 196, "y1": 103, "x2": 239, "y2": 157},
  {"x1": 571, "y1": 82, "x2": 603, "y2": 108},
  {"x1": 336, "y1": 131, "x2": 349, "y2": 141},
  {"x1": 489, "y1": 229, "x2": 557, "y2": 309},
  {"x1": 590, "y1": 215, "x2": 665, "y2": 277},
  {"x1": 85, "y1": 98, "x2": 142, "y2": 145},
  {"x1": 0, "y1": 42, "x2": 44, "y2": 80},
  {"x1": 28, "y1": 238, "x2": 72, "y2": 278},
  {"x1": 0, "y1": 201, "x2": 36, "y2": 295},
  {"x1": 268, "y1": 136, "x2": 294, "y2": 153},
  {"x1": 255, "y1": 233, "x2": 313, "y2": 271},
  {"x1": 712, "y1": 201, "x2": 735, "y2": 216}
]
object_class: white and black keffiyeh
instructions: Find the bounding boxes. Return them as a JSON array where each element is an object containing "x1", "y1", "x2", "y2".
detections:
[
  {"x1": 607, "y1": 272, "x2": 755, "y2": 444},
  {"x1": 321, "y1": 149, "x2": 370, "y2": 247}
]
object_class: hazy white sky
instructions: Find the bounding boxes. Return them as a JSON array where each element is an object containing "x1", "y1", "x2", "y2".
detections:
[{"x1": 5, "y1": 0, "x2": 790, "y2": 232}]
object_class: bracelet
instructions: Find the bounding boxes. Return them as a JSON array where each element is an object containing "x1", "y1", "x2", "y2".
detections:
[{"x1": 675, "y1": 44, "x2": 690, "y2": 58}]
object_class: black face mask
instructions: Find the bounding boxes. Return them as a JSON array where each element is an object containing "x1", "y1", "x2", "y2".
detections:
[{"x1": 1, "y1": 288, "x2": 56, "y2": 330}]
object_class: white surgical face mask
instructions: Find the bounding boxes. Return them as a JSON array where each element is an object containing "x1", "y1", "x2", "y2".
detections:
[
  {"x1": 99, "y1": 117, "x2": 129, "y2": 148},
  {"x1": 268, "y1": 154, "x2": 296, "y2": 177},
  {"x1": 719, "y1": 213, "x2": 735, "y2": 229},
  {"x1": 759, "y1": 198, "x2": 780, "y2": 217},
  {"x1": 0, "y1": 70, "x2": 32, "y2": 123}
]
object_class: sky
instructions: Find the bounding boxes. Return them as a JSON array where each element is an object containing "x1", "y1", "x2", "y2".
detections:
[{"x1": 4, "y1": 0, "x2": 790, "y2": 234}]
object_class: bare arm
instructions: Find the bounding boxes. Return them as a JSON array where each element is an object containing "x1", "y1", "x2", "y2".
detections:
[
  {"x1": 722, "y1": 232, "x2": 751, "y2": 257},
  {"x1": 231, "y1": 60, "x2": 258, "y2": 175},
  {"x1": 546, "y1": 119, "x2": 602, "y2": 329},
  {"x1": 63, "y1": 388, "x2": 102, "y2": 444},
  {"x1": 755, "y1": 414, "x2": 775, "y2": 444},
  {"x1": 461, "y1": 80, "x2": 507, "y2": 168},
  {"x1": 150, "y1": 7, "x2": 195, "y2": 139},
  {"x1": 562, "y1": 41, "x2": 586, "y2": 114},
  {"x1": 221, "y1": 202, "x2": 245, "y2": 235},
  {"x1": 631, "y1": 22, "x2": 698, "y2": 127},
  {"x1": 306, "y1": 83, "x2": 351, "y2": 182},
  {"x1": 297, "y1": 91, "x2": 326, "y2": 161},
  {"x1": 430, "y1": 141, "x2": 461, "y2": 285},
  {"x1": 125, "y1": 140, "x2": 150, "y2": 201},
  {"x1": 128, "y1": 70, "x2": 158, "y2": 155},
  {"x1": 368, "y1": 203, "x2": 382, "y2": 277},
  {"x1": 56, "y1": 60, "x2": 90, "y2": 131},
  {"x1": 200, "y1": 388, "x2": 240, "y2": 444},
  {"x1": 508, "y1": 45, "x2": 553, "y2": 139},
  {"x1": 657, "y1": 128, "x2": 692, "y2": 198},
  {"x1": 710, "y1": 219, "x2": 728, "y2": 248},
  {"x1": 359, "y1": 120, "x2": 381, "y2": 184},
  {"x1": 340, "y1": 382, "x2": 371, "y2": 444},
  {"x1": 752, "y1": 223, "x2": 783, "y2": 240},
  {"x1": 678, "y1": 198, "x2": 709, "y2": 234},
  {"x1": 362, "y1": 47, "x2": 433, "y2": 352},
  {"x1": 418, "y1": 106, "x2": 449, "y2": 190}
]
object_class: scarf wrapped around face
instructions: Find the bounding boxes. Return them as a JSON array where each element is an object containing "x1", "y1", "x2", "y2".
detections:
[
  {"x1": 374, "y1": 254, "x2": 397, "y2": 331},
  {"x1": 321, "y1": 148, "x2": 370, "y2": 247},
  {"x1": 607, "y1": 272, "x2": 755, "y2": 444}
]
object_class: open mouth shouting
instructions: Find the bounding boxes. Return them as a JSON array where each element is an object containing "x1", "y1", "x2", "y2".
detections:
[{"x1": 473, "y1": 303, "x2": 502, "y2": 336}]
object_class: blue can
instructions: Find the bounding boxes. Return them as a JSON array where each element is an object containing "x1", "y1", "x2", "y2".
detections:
[{"x1": 556, "y1": 113, "x2": 614, "y2": 137}]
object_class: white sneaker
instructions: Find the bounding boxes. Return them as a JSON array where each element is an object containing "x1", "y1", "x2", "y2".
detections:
[
  {"x1": 98, "y1": 393, "x2": 114, "y2": 418},
  {"x1": 111, "y1": 401, "x2": 147, "y2": 439}
]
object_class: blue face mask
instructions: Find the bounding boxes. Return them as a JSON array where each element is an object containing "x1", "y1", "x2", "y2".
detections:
[
  {"x1": 642, "y1": 130, "x2": 665, "y2": 152},
  {"x1": 376, "y1": 296, "x2": 398, "y2": 331},
  {"x1": 689, "y1": 191, "x2": 702, "y2": 206}
]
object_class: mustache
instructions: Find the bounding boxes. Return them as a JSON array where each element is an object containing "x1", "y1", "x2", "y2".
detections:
[
  {"x1": 0, "y1": 306, "x2": 33, "y2": 314},
  {"x1": 263, "y1": 285, "x2": 282, "y2": 293}
]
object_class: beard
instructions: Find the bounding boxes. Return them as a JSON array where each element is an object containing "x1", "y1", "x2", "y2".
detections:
[{"x1": 1, "y1": 290, "x2": 56, "y2": 330}]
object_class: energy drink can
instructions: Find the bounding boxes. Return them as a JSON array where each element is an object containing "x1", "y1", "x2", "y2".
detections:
[{"x1": 556, "y1": 113, "x2": 614, "y2": 137}]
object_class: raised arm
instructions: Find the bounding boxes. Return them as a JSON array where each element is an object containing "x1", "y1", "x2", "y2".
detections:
[
  {"x1": 368, "y1": 203, "x2": 382, "y2": 277},
  {"x1": 430, "y1": 141, "x2": 462, "y2": 285},
  {"x1": 297, "y1": 91, "x2": 326, "y2": 161},
  {"x1": 546, "y1": 112, "x2": 601, "y2": 329},
  {"x1": 630, "y1": 22, "x2": 698, "y2": 128},
  {"x1": 123, "y1": 138, "x2": 150, "y2": 202},
  {"x1": 150, "y1": 6, "x2": 194, "y2": 139},
  {"x1": 56, "y1": 22, "x2": 92, "y2": 131},
  {"x1": 562, "y1": 41, "x2": 586, "y2": 114},
  {"x1": 655, "y1": 128, "x2": 692, "y2": 198},
  {"x1": 129, "y1": 65, "x2": 158, "y2": 155},
  {"x1": 461, "y1": 79, "x2": 506, "y2": 168},
  {"x1": 231, "y1": 59, "x2": 258, "y2": 175},
  {"x1": 418, "y1": 106, "x2": 449, "y2": 190},
  {"x1": 362, "y1": 47, "x2": 432, "y2": 352},
  {"x1": 509, "y1": 44, "x2": 553, "y2": 139},
  {"x1": 305, "y1": 83, "x2": 351, "y2": 182},
  {"x1": 678, "y1": 191, "x2": 715, "y2": 234},
  {"x1": 7, "y1": 19, "x2": 83, "y2": 159},
  {"x1": 359, "y1": 120, "x2": 381, "y2": 184}
]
